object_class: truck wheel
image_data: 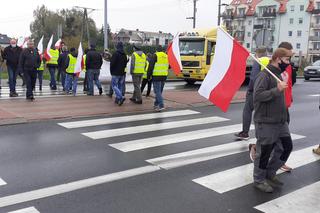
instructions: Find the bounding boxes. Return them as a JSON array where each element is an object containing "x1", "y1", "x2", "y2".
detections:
[{"x1": 185, "y1": 79, "x2": 196, "y2": 85}]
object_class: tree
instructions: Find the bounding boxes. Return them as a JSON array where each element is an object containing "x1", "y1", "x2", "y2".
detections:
[{"x1": 30, "y1": 5, "x2": 99, "y2": 49}]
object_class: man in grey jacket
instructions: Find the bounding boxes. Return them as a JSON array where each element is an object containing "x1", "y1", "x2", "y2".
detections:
[{"x1": 253, "y1": 48, "x2": 293, "y2": 193}]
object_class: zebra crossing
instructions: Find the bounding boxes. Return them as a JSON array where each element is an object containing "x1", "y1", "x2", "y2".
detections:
[
  {"x1": 7, "y1": 207, "x2": 40, "y2": 213},
  {"x1": 55, "y1": 109, "x2": 320, "y2": 212},
  {"x1": 0, "y1": 85, "x2": 86, "y2": 100}
]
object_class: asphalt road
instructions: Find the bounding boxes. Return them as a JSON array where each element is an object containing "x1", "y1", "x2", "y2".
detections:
[{"x1": 0, "y1": 79, "x2": 319, "y2": 213}]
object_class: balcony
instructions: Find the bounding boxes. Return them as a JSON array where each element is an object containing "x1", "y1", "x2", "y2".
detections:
[
  {"x1": 233, "y1": 14, "x2": 246, "y2": 19},
  {"x1": 235, "y1": 35, "x2": 245, "y2": 41},
  {"x1": 221, "y1": 13, "x2": 233, "y2": 20},
  {"x1": 309, "y1": 49, "x2": 320, "y2": 54},
  {"x1": 312, "y1": 9, "x2": 320, "y2": 15},
  {"x1": 264, "y1": 24, "x2": 275, "y2": 30},
  {"x1": 311, "y1": 23, "x2": 320, "y2": 29},
  {"x1": 309, "y1": 36, "x2": 320, "y2": 41},
  {"x1": 257, "y1": 12, "x2": 276, "y2": 19}
]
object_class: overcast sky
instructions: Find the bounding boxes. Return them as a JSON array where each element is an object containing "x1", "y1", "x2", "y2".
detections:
[{"x1": 0, "y1": 0, "x2": 230, "y2": 38}]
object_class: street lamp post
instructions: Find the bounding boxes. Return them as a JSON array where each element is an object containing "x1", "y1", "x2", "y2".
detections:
[
  {"x1": 218, "y1": 0, "x2": 229, "y2": 26},
  {"x1": 104, "y1": 0, "x2": 108, "y2": 49}
]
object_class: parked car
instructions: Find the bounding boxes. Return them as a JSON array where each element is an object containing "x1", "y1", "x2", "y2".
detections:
[{"x1": 304, "y1": 60, "x2": 320, "y2": 80}]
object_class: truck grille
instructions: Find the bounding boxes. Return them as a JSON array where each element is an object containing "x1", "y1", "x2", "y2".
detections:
[{"x1": 182, "y1": 61, "x2": 200, "y2": 67}]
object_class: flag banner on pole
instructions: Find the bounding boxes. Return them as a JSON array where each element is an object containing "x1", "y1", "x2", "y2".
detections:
[
  {"x1": 167, "y1": 34, "x2": 183, "y2": 75},
  {"x1": 198, "y1": 27, "x2": 250, "y2": 112},
  {"x1": 44, "y1": 35, "x2": 53, "y2": 61},
  {"x1": 55, "y1": 38, "x2": 62, "y2": 49},
  {"x1": 74, "y1": 42, "x2": 83, "y2": 74},
  {"x1": 17, "y1": 36, "x2": 25, "y2": 48},
  {"x1": 37, "y1": 36, "x2": 44, "y2": 54}
]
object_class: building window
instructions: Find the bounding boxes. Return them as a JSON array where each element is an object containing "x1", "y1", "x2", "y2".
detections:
[
  {"x1": 248, "y1": 20, "x2": 252, "y2": 25},
  {"x1": 289, "y1": 18, "x2": 294, "y2": 24},
  {"x1": 246, "y1": 43, "x2": 250, "y2": 48},
  {"x1": 317, "y1": 17, "x2": 320, "y2": 24},
  {"x1": 300, "y1": 5, "x2": 304, "y2": 11},
  {"x1": 290, "y1": 5, "x2": 294, "y2": 12},
  {"x1": 247, "y1": 32, "x2": 251, "y2": 37},
  {"x1": 296, "y1": 43, "x2": 301, "y2": 49},
  {"x1": 317, "y1": 2, "x2": 320, "y2": 9},
  {"x1": 299, "y1": 18, "x2": 303, "y2": 24},
  {"x1": 297, "y1": 30, "x2": 302, "y2": 37},
  {"x1": 288, "y1": 31, "x2": 293, "y2": 37}
]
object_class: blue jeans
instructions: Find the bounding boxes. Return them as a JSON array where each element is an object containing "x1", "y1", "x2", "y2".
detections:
[
  {"x1": 65, "y1": 73, "x2": 78, "y2": 95},
  {"x1": 7, "y1": 65, "x2": 17, "y2": 93},
  {"x1": 48, "y1": 67, "x2": 56, "y2": 88},
  {"x1": 87, "y1": 69, "x2": 102, "y2": 95},
  {"x1": 153, "y1": 80, "x2": 165, "y2": 108},
  {"x1": 111, "y1": 75, "x2": 125, "y2": 101},
  {"x1": 60, "y1": 71, "x2": 66, "y2": 90},
  {"x1": 37, "y1": 70, "x2": 43, "y2": 88}
]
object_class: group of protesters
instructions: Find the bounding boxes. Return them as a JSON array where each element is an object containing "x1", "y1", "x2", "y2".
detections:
[{"x1": 0, "y1": 38, "x2": 169, "y2": 111}]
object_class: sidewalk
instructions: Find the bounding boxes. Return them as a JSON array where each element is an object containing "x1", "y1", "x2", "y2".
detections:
[{"x1": 0, "y1": 89, "x2": 246, "y2": 125}]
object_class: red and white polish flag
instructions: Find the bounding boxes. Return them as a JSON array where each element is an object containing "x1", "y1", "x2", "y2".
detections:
[
  {"x1": 55, "y1": 38, "x2": 62, "y2": 49},
  {"x1": 198, "y1": 27, "x2": 250, "y2": 112},
  {"x1": 74, "y1": 42, "x2": 84, "y2": 75},
  {"x1": 44, "y1": 35, "x2": 53, "y2": 61},
  {"x1": 167, "y1": 34, "x2": 182, "y2": 75},
  {"x1": 37, "y1": 36, "x2": 44, "y2": 54}
]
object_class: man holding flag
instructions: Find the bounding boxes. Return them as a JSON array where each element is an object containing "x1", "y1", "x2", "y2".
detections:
[
  {"x1": 45, "y1": 35, "x2": 59, "y2": 90},
  {"x1": 252, "y1": 48, "x2": 293, "y2": 193}
]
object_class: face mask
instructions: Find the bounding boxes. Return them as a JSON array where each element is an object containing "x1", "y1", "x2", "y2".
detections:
[
  {"x1": 278, "y1": 59, "x2": 289, "y2": 72},
  {"x1": 11, "y1": 44, "x2": 17, "y2": 48}
]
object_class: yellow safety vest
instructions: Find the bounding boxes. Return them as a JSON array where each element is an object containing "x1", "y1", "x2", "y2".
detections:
[
  {"x1": 66, "y1": 54, "x2": 77, "y2": 74},
  {"x1": 143, "y1": 60, "x2": 149, "y2": 79},
  {"x1": 259, "y1": 57, "x2": 270, "y2": 71},
  {"x1": 37, "y1": 60, "x2": 45, "y2": 71},
  {"x1": 47, "y1": 49, "x2": 59, "y2": 65},
  {"x1": 133, "y1": 52, "x2": 146, "y2": 74},
  {"x1": 83, "y1": 54, "x2": 87, "y2": 72},
  {"x1": 153, "y1": 52, "x2": 169, "y2": 77}
]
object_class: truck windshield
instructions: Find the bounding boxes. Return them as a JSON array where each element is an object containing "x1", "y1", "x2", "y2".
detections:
[{"x1": 179, "y1": 40, "x2": 205, "y2": 56}]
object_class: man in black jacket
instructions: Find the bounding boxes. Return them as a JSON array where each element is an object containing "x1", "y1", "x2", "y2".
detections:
[
  {"x1": 3, "y1": 39, "x2": 22, "y2": 97},
  {"x1": 86, "y1": 44, "x2": 103, "y2": 95},
  {"x1": 57, "y1": 46, "x2": 69, "y2": 91},
  {"x1": 110, "y1": 42, "x2": 128, "y2": 105},
  {"x1": 19, "y1": 40, "x2": 40, "y2": 100}
]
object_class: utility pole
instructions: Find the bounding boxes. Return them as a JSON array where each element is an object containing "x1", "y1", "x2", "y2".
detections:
[
  {"x1": 218, "y1": 0, "x2": 229, "y2": 26},
  {"x1": 74, "y1": 6, "x2": 97, "y2": 48},
  {"x1": 186, "y1": 0, "x2": 197, "y2": 28},
  {"x1": 104, "y1": 0, "x2": 108, "y2": 49}
]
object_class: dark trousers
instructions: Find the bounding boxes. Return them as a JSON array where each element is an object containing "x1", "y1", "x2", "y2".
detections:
[
  {"x1": 242, "y1": 90, "x2": 254, "y2": 133},
  {"x1": 141, "y1": 78, "x2": 152, "y2": 96},
  {"x1": 37, "y1": 70, "x2": 43, "y2": 89},
  {"x1": 83, "y1": 72, "x2": 88, "y2": 91},
  {"x1": 24, "y1": 69, "x2": 37, "y2": 98}
]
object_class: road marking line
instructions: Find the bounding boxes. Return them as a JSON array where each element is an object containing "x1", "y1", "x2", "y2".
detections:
[
  {"x1": 110, "y1": 124, "x2": 253, "y2": 152},
  {"x1": 254, "y1": 181, "x2": 320, "y2": 213},
  {"x1": 147, "y1": 134, "x2": 304, "y2": 169},
  {"x1": 193, "y1": 144, "x2": 318, "y2": 194},
  {"x1": 58, "y1": 110, "x2": 200, "y2": 129},
  {"x1": 0, "y1": 178, "x2": 6, "y2": 186},
  {"x1": 309, "y1": 94, "x2": 320, "y2": 97},
  {"x1": 83, "y1": 116, "x2": 229, "y2": 140},
  {"x1": 0, "y1": 165, "x2": 160, "y2": 208},
  {"x1": 8, "y1": 207, "x2": 40, "y2": 213}
]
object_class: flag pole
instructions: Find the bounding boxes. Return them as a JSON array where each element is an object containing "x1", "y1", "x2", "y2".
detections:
[{"x1": 218, "y1": 26, "x2": 281, "y2": 83}]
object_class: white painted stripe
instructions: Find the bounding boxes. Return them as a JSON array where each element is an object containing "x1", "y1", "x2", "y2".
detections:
[
  {"x1": 83, "y1": 116, "x2": 229, "y2": 140},
  {"x1": 59, "y1": 110, "x2": 200, "y2": 129},
  {"x1": 254, "y1": 181, "x2": 320, "y2": 213},
  {"x1": 309, "y1": 94, "x2": 320, "y2": 97},
  {"x1": 8, "y1": 207, "x2": 40, "y2": 213},
  {"x1": 193, "y1": 144, "x2": 320, "y2": 194},
  {"x1": 147, "y1": 134, "x2": 304, "y2": 170},
  {"x1": 0, "y1": 178, "x2": 6, "y2": 186},
  {"x1": 0, "y1": 165, "x2": 160, "y2": 208},
  {"x1": 110, "y1": 124, "x2": 253, "y2": 152}
]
